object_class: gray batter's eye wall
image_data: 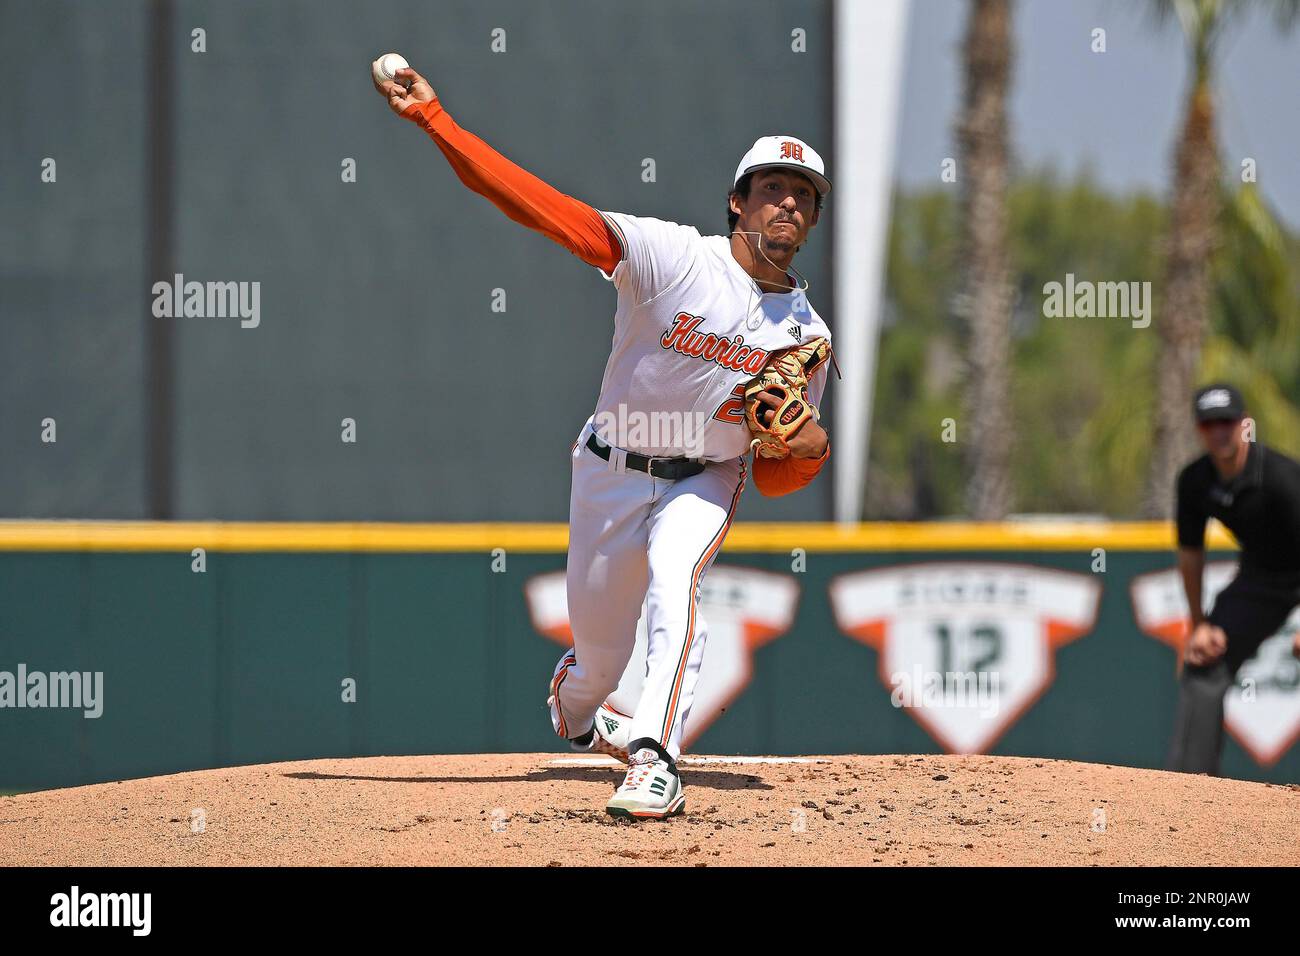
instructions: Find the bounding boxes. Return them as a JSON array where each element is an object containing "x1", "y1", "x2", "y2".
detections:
[
  {"x1": 1, "y1": 521, "x2": 1296, "y2": 793},
  {"x1": 0, "y1": 0, "x2": 834, "y2": 525}
]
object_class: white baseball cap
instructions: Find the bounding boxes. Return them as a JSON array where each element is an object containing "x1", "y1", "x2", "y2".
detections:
[{"x1": 733, "y1": 135, "x2": 831, "y2": 198}]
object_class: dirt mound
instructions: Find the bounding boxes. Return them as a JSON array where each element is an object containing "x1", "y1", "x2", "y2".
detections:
[{"x1": 2, "y1": 754, "x2": 1296, "y2": 866}]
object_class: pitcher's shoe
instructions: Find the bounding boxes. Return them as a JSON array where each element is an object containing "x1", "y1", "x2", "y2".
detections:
[
  {"x1": 590, "y1": 702, "x2": 631, "y2": 762},
  {"x1": 548, "y1": 693, "x2": 632, "y2": 763},
  {"x1": 605, "y1": 747, "x2": 685, "y2": 821}
]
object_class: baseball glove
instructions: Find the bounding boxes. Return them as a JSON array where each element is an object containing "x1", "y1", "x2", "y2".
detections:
[{"x1": 743, "y1": 336, "x2": 832, "y2": 459}]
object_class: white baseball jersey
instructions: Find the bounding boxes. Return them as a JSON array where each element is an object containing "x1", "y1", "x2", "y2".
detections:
[{"x1": 588, "y1": 212, "x2": 831, "y2": 461}]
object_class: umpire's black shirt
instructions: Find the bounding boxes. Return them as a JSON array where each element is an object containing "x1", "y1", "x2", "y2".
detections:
[{"x1": 1177, "y1": 442, "x2": 1300, "y2": 576}]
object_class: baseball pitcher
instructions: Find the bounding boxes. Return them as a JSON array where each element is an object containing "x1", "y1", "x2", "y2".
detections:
[{"x1": 376, "y1": 63, "x2": 833, "y2": 820}]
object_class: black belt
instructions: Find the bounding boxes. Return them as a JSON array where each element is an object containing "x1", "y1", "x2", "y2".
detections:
[{"x1": 585, "y1": 433, "x2": 705, "y2": 480}]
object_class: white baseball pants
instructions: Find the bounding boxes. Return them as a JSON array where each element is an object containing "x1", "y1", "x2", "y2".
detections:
[{"x1": 550, "y1": 420, "x2": 746, "y2": 760}]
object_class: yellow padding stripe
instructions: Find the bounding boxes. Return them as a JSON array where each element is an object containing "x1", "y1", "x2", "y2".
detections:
[
  {"x1": 0, "y1": 520, "x2": 1238, "y2": 552},
  {"x1": 726, "y1": 521, "x2": 1237, "y2": 551}
]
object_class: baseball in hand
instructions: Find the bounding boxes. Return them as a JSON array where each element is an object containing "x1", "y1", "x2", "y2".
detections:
[{"x1": 372, "y1": 53, "x2": 411, "y2": 89}]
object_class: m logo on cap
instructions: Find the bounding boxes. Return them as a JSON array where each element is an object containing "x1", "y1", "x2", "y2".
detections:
[
  {"x1": 1199, "y1": 389, "x2": 1231, "y2": 410},
  {"x1": 780, "y1": 141, "x2": 805, "y2": 163}
]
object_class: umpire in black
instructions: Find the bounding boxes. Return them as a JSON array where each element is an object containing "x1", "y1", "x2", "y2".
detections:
[{"x1": 1167, "y1": 383, "x2": 1300, "y2": 774}]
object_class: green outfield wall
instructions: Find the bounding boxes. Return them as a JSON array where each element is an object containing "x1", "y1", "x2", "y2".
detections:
[{"x1": 1, "y1": 522, "x2": 1297, "y2": 791}]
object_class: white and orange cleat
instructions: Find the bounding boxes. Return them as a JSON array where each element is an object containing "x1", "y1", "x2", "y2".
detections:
[
  {"x1": 549, "y1": 694, "x2": 632, "y2": 764},
  {"x1": 589, "y1": 702, "x2": 631, "y2": 762},
  {"x1": 605, "y1": 747, "x2": 685, "y2": 821}
]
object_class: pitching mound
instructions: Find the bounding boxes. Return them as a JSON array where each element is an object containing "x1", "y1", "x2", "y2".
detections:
[{"x1": 3, "y1": 754, "x2": 1297, "y2": 866}]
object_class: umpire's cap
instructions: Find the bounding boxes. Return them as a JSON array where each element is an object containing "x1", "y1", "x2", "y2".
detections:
[{"x1": 1193, "y1": 383, "x2": 1246, "y2": 422}]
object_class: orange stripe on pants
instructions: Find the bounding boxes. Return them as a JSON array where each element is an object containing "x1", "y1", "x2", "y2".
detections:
[
  {"x1": 550, "y1": 651, "x2": 577, "y2": 738},
  {"x1": 657, "y1": 465, "x2": 746, "y2": 748}
]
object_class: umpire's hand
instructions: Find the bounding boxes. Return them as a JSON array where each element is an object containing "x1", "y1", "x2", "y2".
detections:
[
  {"x1": 374, "y1": 67, "x2": 437, "y2": 115},
  {"x1": 1185, "y1": 621, "x2": 1227, "y2": 667}
]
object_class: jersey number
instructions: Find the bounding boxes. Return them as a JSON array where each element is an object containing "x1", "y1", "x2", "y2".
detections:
[{"x1": 713, "y1": 384, "x2": 746, "y2": 425}]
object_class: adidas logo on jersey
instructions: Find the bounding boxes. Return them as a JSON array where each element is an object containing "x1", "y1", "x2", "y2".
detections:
[
  {"x1": 788, "y1": 325, "x2": 801, "y2": 341},
  {"x1": 601, "y1": 715, "x2": 619, "y2": 735}
]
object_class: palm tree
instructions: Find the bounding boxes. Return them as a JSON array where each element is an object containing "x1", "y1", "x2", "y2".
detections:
[
  {"x1": 1202, "y1": 182, "x2": 1300, "y2": 458},
  {"x1": 957, "y1": 0, "x2": 1015, "y2": 519},
  {"x1": 1143, "y1": 0, "x2": 1300, "y2": 517}
]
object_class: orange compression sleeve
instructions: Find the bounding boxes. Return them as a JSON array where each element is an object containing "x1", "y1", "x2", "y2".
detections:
[
  {"x1": 401, "y1": 97, "x2": 621, "y2": 274},
  {"x1": 752, "y1": 442, "x2": 831, "y2": 497}
]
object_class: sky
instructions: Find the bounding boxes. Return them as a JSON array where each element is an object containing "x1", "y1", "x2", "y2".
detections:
[{"x1": 895, "y1": 0, "x2": 1300, "y2": 229}]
